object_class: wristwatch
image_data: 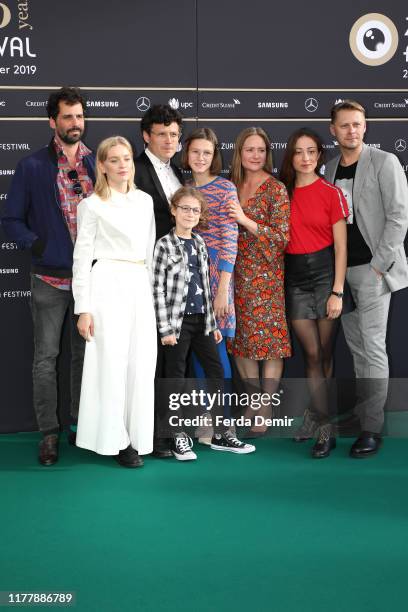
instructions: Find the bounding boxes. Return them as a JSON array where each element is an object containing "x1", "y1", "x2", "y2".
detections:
[{"x1": 331, "y1": 290, "x2": 344, "y2": 298}]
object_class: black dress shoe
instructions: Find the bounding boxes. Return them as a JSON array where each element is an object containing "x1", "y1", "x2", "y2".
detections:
[
  {"x1": 38, "y1": 434, "x2": 59, "y2": 466},
  {"x1": 350, "y1": 432, "x2": 382, "y2": 458},
  {"x1": 311, "y1": 426, "x2": 336, "y2": 459},
  {"x1": 67, "y1": 430, "x2": 76, "y2": 446},
  {"x1": 115, "y1": 445, "x2": 144, "y2": 468},
  {"x1": 151, "y1": 447, "x2": 173, "y2": 458},
  {"x1": 151, "y1": 438, "x2": 173, "y2": 458}
]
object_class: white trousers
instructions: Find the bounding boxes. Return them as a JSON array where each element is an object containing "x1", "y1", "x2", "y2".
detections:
[{"x1": 76, "y1": 260, "x2": 157, "y2": 455}]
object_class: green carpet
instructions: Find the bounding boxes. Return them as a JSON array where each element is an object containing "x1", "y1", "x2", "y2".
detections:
[{"x1": 1, "y1": 433, "x2": 407, "y2": 612}]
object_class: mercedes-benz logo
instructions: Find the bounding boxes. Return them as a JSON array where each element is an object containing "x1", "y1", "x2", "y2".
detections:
[
  {"x1": 395, "y1": 138, "x2": 406, "y2": 153},
  {"x1": 136, "y1": 96, "x2": 151, "y2": 112},
  {"x1": 305, "y1": 97, "x2": 319, "y2": 113}
]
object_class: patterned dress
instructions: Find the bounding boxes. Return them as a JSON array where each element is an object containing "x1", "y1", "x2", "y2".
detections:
[
  {"x1": 228, "y1": 176, "x2": 292, "y2": 360},
  {"x1": 196, "y1": 176, "x2": 239, "y2": 337}
]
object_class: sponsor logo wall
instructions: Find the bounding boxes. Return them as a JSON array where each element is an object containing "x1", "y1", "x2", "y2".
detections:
[{"x1": 0, "y1": 0, "x2": 407, "y2": 431}]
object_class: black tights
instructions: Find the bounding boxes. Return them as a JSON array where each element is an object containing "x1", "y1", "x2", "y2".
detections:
[{"x1": 291, "y1": 318, "x2": 339, "y2": 424}]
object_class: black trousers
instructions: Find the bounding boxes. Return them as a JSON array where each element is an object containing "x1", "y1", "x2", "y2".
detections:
[{"x1": 161, "y1": 314, "x2": 225, "y2": 435}]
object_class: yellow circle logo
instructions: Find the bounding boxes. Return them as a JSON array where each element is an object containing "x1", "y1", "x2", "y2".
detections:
[
  {"x1": 350, "y1": 13, "x2": 398, "y2": 66},
  {"x1": 0, "y1": 3, "x2": 11, "y2": 29}
]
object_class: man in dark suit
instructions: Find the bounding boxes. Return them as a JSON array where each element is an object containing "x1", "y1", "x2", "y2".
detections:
[
  {"x1": 135, "y1": 104, "x2": 183, "y2": 240},
  {"x1": 135, "y1": 104, "x2": 184, "y2": 457}
]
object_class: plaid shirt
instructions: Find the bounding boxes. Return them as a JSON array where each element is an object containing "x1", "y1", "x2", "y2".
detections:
[
  {"x1": 152, "y1": 228, "x2": 217, "y2": 339},
  {"x1": 36, "y1": 139, "x2": 93, "y2": 291}
]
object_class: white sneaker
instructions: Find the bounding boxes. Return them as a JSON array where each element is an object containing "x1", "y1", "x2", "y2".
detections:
[
  {"x1": 172, "y1": 433, "x2": 197, "y2": 461},
  {"x1": 210, "y1": 431, "x2": 256, "y2": 454}
]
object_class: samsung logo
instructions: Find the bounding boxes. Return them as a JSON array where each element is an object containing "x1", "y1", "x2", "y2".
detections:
[
  {"x1": 86, "y1": 101, "x2": 119, "y2": 108},
  {"x1": 0, "y1": 169, "x2": 15, "y2": 175},
  {"x1": 257, "y1": 102, "x2": 289, "y2": 109},
  {"x1": 0, "y1": 268, "x2": 19, "y2": 274}
]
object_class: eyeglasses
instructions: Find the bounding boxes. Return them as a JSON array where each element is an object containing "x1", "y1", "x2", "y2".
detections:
[
  {"x1": 67, "y1": 169, "x2": 83, "y2": 196},
  {"x1": 189, "y1": 149, "x2": 213, "y2": 160},
  {"x1": 150, "y1": 130, "x2": 180, "y2": 140},
  {"x1": 175, "y1": 205, "x2": 201, "y2": 215}
]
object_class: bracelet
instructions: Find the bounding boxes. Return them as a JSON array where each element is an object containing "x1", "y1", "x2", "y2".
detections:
[{"x1": 331, "y1": 290, "x2": 344, "y2": 298}]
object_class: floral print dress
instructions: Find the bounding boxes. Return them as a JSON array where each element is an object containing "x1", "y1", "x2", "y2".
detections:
[{"x1": 228, "y1": 176, "x2": 292, "y2": 360}]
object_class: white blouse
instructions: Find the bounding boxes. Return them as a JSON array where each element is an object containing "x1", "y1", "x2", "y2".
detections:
[{"x1": 72, "y1": 188, "x2": 156, "y2": 314}]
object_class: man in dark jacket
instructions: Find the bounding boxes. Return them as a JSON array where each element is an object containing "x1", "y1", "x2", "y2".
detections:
[
  {"x1": 135, "y1": 104, "x2": 183, "y2": 240},
  {"x1": 135, "y1": 104, "x2": 184, "y2": 457},
  {"x1": 1, "y1": 87, "x2": 96, "y2": 466}
]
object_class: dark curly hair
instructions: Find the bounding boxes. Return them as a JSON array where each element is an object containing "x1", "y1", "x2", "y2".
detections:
[
  {"x1": 140, "y1": 104, "x2": 183, "y2": 136},
  {"x1": 46, "y1": 87, "x2": 86, "y2": 120}
]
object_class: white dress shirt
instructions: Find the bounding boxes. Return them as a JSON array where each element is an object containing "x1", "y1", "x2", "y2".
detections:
[
  {"x1": 145, "y1": 147, "x2": 182, "y2": 202},
  {"x1": 72, "y1": 188, "x2": 156, "y2": 314}
]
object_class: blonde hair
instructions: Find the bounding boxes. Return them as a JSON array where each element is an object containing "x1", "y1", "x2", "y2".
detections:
[
  {"x1": 330, "y1": 99, "x2": 366, "y2": 123},
  {"x1": 94, "y1": 136, "x2": 135, "y2": 200},
  {"x1": 230, "y1": 127, "x2": 273, "y2": 188}
]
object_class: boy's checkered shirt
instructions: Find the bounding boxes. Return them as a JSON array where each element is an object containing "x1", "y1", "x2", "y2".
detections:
[{"x1": 152, "y1": 228, "x2": 217, "y2": 339}]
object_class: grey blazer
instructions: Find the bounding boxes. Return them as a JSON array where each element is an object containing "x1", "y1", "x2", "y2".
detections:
[{"x1": 325, "y1": 144, "x2": 408, "y2": 293}]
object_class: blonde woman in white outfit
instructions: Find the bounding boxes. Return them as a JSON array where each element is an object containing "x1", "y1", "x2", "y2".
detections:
[{"x1": 72, "y1": 136, "x2": 156, "y2": 467}]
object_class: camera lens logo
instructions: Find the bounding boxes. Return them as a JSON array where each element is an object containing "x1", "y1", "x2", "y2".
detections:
[
  {"x1": 136, "y1": 97, "x2": 150, "y2": 112},
  {"x1": 0, "y1": 3, "x2": 11, "y2": 28},
  {"x1": 350, "y1": 13, "x2": 398, "y2": 66}
]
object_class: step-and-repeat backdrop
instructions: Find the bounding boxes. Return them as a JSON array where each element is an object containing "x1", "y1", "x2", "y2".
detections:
[{"x1": 0, "y1": 0, "x2": 407, "y2": 431}]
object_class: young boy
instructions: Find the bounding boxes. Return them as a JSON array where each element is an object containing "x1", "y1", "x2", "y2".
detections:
[{"x1": 152, "y1": 186, "x2": 255, "y2": 460}]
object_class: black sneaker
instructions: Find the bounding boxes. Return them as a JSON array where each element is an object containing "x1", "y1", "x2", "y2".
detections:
[
  {"x1": 172, "y1": 433, "x2": 197, "y2": 461},
  {"x1": 211, "y1": 431, "x2": 255, "y2": 454},
  {"x1": 115, "y1": 445, "x2": 144, "y2": 468}
]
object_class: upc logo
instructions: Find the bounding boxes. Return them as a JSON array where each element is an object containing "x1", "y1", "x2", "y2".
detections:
[{"x1": 168, "y1": 98, "x2": 179, "y2": 110}]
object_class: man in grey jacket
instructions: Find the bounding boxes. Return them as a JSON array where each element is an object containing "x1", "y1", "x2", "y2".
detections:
[{"x1": 325, "y1": 99, "x2": 408, "y2": 457}]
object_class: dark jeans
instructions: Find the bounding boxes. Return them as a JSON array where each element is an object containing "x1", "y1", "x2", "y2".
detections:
[
  {"x1": 162, "y1": 314, "x2": 225, "y2": 435},
  {"x1": 30, "y1": 275, "x2": 85, "y2": 433}
]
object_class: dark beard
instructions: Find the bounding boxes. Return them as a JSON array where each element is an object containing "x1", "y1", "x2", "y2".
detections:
[{"x1": 58, "y1": 128, "x2": 83, "y2": 145}]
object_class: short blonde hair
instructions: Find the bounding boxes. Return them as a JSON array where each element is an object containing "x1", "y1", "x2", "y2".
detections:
[
  {"x1": 94, "y1": 136, "x2": 135, "y2": 200},
  {"x1": 230, "y1": 127, "x2": 273, "y2": 188},
  {"x1": 330, "y1": 99, "x2": 366, "y2": 123}
]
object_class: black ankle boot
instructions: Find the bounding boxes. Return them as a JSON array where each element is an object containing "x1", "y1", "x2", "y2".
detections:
[{"x1": 311, "y1": 425, "x2": 336, "y2": 458}]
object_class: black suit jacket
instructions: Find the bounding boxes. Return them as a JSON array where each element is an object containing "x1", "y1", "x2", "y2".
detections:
[{"x1": 134, "y1": 150, "x2": 184, "y2": 240}]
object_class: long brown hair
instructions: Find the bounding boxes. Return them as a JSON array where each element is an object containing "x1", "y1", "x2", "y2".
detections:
[
  {"x1": 279, "y1": 128, "x2": 324, "y2": 199},
  {"x1": 181, "y1": 127, "x2": 222, "y2": 175},
  {"x1": 230, "y1": 127, "x2": 273, "y2": 188}
]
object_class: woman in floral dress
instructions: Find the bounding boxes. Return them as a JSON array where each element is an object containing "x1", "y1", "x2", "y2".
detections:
[{"x1": 228, "y1": 127, "x2": 291, "y2": 433}]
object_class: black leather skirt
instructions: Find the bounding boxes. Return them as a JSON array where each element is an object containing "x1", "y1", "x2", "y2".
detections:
[{"x1": 285, "y1": 245, "x2": 353, "y2": 320}]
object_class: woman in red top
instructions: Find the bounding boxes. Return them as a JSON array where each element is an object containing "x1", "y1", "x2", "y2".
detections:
[{"x1": 280, "y1": 128, "x2": 348, "y2": 458}]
